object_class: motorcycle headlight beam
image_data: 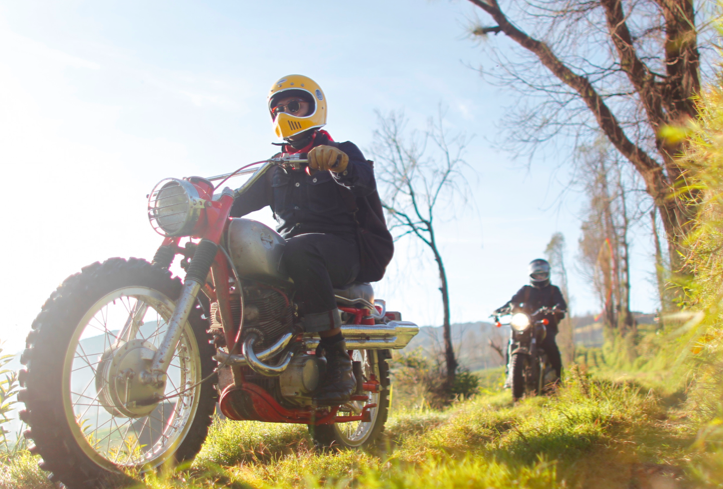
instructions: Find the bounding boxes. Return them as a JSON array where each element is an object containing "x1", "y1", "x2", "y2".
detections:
[
  {"x1": 148, "y1": 178, "x2": 205, "y2": 237},
  {"x1": 510, "y1": 313, "x2": 531, "y2": 332}
]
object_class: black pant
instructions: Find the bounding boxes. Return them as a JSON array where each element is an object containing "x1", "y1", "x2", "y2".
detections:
[
  {"x1": 282, "y1": 233, "x2": 360, "y2": 332},
  {"x1": 539, "y1": 329, "x2": 563, "y2": 379}
]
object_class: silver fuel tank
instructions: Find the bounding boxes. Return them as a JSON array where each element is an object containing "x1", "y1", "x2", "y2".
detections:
[{"x1": 226, "y1": 218, "x2": 290, "y2": 283}]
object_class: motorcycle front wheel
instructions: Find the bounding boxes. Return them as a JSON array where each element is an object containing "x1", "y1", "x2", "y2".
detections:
[
  {"x1": 509, "y1": 353, "x2": 528, "y2": 401},
  {"x1": 310, "y1": 349, "x2": 390, "y2": 449},
  {"x1": 18, "y1": 258, "x2": 217, "y2": 488}
]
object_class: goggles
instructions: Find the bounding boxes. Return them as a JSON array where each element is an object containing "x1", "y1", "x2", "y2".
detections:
[
  {"x1": 271, "y1": 98, "x2": 307, "y2": 118},
  {"x1": 531, "y1": 272, "x2": 548, "y2": 280}
]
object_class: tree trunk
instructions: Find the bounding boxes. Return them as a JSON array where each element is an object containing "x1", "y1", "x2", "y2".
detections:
[
  {"x1": 616, "y1": 170, "x2": 635, "y2": 337},
  {"x1": 598, "y1": 162, "x2": 618, "y2": 333},
  {"x1": 651, "y1": 209, "x2": 668, "y2": 328},
  {"x1": 432, "y1": 243, "x2": 457, "y2": 389}
]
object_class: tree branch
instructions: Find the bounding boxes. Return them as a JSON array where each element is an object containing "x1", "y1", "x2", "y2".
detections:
[
  {"x1": 599, "y1": 0, "x2": 666, "y2": 134},
  {"x1": 466, "y1": 0, "x2": 670, "y2": 208}
]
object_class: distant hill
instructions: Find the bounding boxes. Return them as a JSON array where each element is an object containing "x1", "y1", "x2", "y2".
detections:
[
  {"x1": 409, "y1": 311, "x2": 658, "y2": 367},
  {"x1": 406, "y1": 321, "x2": 508, "y2": 371}
]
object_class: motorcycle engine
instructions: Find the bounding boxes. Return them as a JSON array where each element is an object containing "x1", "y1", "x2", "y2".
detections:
[
  {"x1": 208, "y1": 284, "x2": 294, "y2": 350},
  {"x1": 211, "y1": 284, "x2": 320, "y2": 408},
  {"x1": 240, "y1": 285, "x2": 294, "y2": 351}
]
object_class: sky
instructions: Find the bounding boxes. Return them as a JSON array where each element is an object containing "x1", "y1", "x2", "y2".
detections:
[{"x1": 0, "y1": 0, "x2": 660, "y2": 354}]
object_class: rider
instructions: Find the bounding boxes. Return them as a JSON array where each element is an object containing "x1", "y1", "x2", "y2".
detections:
[
  {"x1": 229, "y1": 75, "x2": 376, "y2": 406},
  {"x1": 496, "y1": 258, "x2": 567, "y2": 379}
]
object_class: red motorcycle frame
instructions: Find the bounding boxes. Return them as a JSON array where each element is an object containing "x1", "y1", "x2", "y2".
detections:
[{"x1": 151, "y1": 162, "x2": 384, "y2": 426}]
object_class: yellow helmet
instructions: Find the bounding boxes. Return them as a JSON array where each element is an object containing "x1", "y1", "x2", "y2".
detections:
[{"x1": 268, "y1": 75, "x2": 327, "y2": 140}]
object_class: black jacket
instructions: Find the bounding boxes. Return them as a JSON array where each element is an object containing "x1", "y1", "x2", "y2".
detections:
[
  {"x1": 503, "y1": 284, "x2": 567, "y2": 333},
  {"x1": 229, "y1": 132, "x2": 376, "y2": 238}
]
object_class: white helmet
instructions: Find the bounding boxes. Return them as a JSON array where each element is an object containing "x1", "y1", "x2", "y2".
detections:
[{"x1": 529, "y1": 259, "x2": 550, "y2": 288}]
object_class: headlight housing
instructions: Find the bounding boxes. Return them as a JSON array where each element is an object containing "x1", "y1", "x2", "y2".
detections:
[
  {"x1": 510, "y1": 313, "x2": 531, "y2": 332},
  {"x1": 148, "y1": 178, "x2": 205, "y2": 236}
]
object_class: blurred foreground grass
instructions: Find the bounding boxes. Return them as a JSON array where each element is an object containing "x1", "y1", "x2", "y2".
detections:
[{"x1": 2, "y1": 365, "x2": 719, "y2": 488}]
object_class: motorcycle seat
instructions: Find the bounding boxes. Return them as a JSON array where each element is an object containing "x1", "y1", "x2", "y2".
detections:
[{"x1": 334, "y1": 282, "x2": 375, "y2": 310}]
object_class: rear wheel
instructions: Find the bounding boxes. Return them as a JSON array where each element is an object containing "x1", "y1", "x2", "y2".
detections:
[
  {"x1": 310, "y1": 349, "x2": 390, "y2": 449},
  {"x1": 18, "y1": 258, "x2": 217, "y2": 488}
]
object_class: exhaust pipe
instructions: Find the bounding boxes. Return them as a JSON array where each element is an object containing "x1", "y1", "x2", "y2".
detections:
[
  {"x1": 214, "y1": 332, "x2": 292, "y2": 367},
  {"x1": 305, "y1": 321, "x2": 419, "y2": 350},
  {"x1": 215, "y1": 320, "x2": 419, "y2": 371}
]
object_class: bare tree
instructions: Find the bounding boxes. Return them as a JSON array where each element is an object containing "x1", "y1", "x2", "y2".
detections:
[
  {"x1": 545, "y1": 232, "x2": 575, "y2": 365},
  {"x1": 576, "y1": 139, "x2": 638, "y2": 345},
  {"x1": 488, "y1": 338, "x2": 506, "y2": 361},
  {"x1": 465, "y1": 0, "x2": 714, "y2": 268},
  {"x1": 371, "y1": 108, "x2": 472, "y2": 390}
]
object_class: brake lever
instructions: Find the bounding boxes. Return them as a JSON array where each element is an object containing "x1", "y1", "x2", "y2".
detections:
[{"x1": 272, "y1": 154, "x2": 314, "y2": 173}]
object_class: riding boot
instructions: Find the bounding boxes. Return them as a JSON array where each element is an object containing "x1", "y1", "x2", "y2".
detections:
[{"x1": 313, "y1": 339, "x2": 356, "y2": 406}]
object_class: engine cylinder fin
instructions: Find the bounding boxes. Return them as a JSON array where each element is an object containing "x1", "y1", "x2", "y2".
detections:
[{"x1": 242, "y1": 285, "x2": 294, "y2": 351}]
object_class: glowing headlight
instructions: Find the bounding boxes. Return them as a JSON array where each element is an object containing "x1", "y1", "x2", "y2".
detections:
[
  {"x1": 510, "y1": 313, "x2": 531, "y2": 332},
  {"x1": 148, "y1": 178, "x2": 205, "y2": 237}
]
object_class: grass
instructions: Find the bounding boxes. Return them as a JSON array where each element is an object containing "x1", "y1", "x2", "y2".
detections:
[{"x1": 1, "y1": 365, "x2": 714, "y2": 489}]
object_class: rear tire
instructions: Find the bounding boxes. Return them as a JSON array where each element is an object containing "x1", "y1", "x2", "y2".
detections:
[
  {"x1": 310, "y1": 349, "x2": 390, "y2": 450},
  {"x1": 17, "y1": 258, "x2": 217, "y2": 488}
]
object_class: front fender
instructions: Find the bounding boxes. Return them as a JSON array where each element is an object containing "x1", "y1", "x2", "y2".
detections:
[{"x1": 510, "y1": 343, "x2": 530, "y2": 355}]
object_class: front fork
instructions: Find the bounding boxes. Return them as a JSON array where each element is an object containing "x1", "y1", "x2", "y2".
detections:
[
  {"x1": 142, "y1": 281, "x2": 203, "y2": 385},
  {"x1": 141, "y1": 239, "x2": 220, "y2": 386}
]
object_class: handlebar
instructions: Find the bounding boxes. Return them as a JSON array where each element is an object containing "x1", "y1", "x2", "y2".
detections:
[
  {"x1": 203, "y1": 155, "x2": 312, "y2": 197},
  {"x1": 489, "y1": 304, "x2": 564, "y2": 325},
  {"x1": 206, "y1": 167, "x2": 260, "y2": 182},
  {"x1": 532, "y1": 306, "x2": 566, "y2": 317},
  {"x1": 206, "y1": 155, "x2": 309, "y2": 184}
]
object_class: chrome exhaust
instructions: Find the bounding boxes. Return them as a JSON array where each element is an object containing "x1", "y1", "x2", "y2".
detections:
[
  {"x1": 305, "y1": 321, "x2": 419, "y2": 350},
  {"x1": 213, "y1": 320, "x2": 419, "y2": 375},
  {"x1": 243, "y1": 336, "x2": 292, "y2": 377},
  {"x1": 214, "y1": 332, "x2": 293, "y2": 367}
]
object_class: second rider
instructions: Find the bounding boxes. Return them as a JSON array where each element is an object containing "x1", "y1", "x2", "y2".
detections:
[{"x1": 496, "y1": 259, "x2": 568, "y2": 381}]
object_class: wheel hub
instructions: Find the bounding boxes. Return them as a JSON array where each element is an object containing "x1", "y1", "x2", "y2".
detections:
[{"x1": 96, "y1": 339, "x2": 165, "y2": 417}]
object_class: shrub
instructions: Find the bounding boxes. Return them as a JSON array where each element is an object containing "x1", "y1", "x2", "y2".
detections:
[
  {"x1": 450, "y1": 368, "x2": 480, "y2": 399},
  {"x1": 0, "y1": 344, "x2": 20, "y2": 453},
  {"x1": 391, "y1": 348, "x2": 480, "y2": 409}
]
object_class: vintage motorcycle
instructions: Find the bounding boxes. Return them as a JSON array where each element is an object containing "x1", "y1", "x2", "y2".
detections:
[
  {"x1": 491, "y1": 304, "x2": 559, "y2": 401},
  {"x1": 16, "y1": 155, "x2": 419, "y2": 488}
]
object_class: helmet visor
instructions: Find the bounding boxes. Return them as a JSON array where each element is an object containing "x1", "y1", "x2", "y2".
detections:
[
  {"x1": 269, "y1": 90, "x2": 315, "y2": 120},
  {"x1": 271, "y1": 99, "x2": 305, "y2": 119}
]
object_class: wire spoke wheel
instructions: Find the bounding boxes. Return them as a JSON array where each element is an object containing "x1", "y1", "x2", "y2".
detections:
[
  {"x1": 310, "y1": 349, "x2": 390, "y2": 450},
  {"x1": 64, "y1": 287, "x2": 201, "y2": 469},
  {"x1": 333, "y1": 350, "x2": 381, "y2": 447},
  {"x1": 19, "y1": 258, "x2": 217, "y2": 488}
]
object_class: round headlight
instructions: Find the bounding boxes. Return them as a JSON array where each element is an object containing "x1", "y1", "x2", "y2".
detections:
[
  {"x1": 148, "y1": 178, "x2": 205, "y2": 236},
  {"x1": 510, "y1": 313, "x2": 531, "y2": 332}
]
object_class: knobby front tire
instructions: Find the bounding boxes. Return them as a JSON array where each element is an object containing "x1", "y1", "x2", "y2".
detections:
[
  {"x1": 17, "y1": 258, "x2": 217, "y2": 488},
  {"x1": 510, "y1": 353, "x2": 527, "y2": 401}
]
